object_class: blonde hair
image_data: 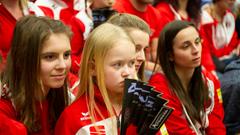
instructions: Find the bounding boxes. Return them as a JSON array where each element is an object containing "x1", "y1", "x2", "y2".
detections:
[{"x1": 77, "y1": 23, "x2": 134, "y2": 131}]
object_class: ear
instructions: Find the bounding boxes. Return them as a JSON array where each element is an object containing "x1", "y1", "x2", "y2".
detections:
[{"x1": 89, "y1": 60, "x2": 96, "y2": 76}]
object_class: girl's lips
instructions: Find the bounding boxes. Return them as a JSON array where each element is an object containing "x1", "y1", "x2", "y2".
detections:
[
  {"x1": 51, "y1": 75, "x2": 66, "y2": 80},
  {"x1": 192, "y1": 57, "x2": 200, "y2": 62}
]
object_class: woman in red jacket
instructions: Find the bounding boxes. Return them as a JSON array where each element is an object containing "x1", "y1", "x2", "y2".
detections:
[
  {"x1": 149, "y1": 20, "x2": 226, "y2": 134},
  {"x1": 0, "y1": 15, "x2": 73, "y2": 135}
]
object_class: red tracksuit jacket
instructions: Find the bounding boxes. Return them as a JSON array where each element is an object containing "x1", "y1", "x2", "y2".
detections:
[
  {"x1": 54, "y1": 86, "x2": 167, "y2": 135},
  {"x1": 200, "y1": 10, "x2": 240, "y2": 71},
  {"x1": 148, "y1": 70, "x2": 226, "y2": 135}
]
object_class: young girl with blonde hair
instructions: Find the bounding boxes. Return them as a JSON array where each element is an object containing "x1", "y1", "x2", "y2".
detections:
[{"x1": 55, "y1": 23, "x2": 137, "y2": 134}]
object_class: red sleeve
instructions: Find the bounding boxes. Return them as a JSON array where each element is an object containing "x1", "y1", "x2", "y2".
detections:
[
  {"x1": 203, "y1": 71, "x2": 226, "y2": 135},
  {"x1": 149, "y1": 74, "x2": 196, "y2": 135},
  {"x1": 0, "y1": 99, "x2": 27, "y2": 135},
  {"x1": 199, "y1": 25, "x2": 216, "y2": 71},
  {"x1": 69, "y1": 16, "x2": 85, "y2": 75},
  {"x1": 54, "y1": 109, "x2": 74, "y2": 135}
]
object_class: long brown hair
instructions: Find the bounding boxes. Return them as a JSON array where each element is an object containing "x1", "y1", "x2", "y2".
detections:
[
  {"x1": 2, "y1": 15, "x2": 72, "y2": 132},
  {"x1": 156, "y1": 20, "x2": 209, "y2": 125}
]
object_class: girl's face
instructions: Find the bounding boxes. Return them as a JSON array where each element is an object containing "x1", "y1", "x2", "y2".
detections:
[
  {"x1": 128, "y1": 29, "x2": 149, "y2": 71},
  {"x1": 171, "y1": 26, "x2": 202, "y2": 71},
  {"x1": 40, "y1": 33, "x2": 71, "y2": 92},
  {"x1": 103, "y1": 39, "x2": 136, "y2": 96}
]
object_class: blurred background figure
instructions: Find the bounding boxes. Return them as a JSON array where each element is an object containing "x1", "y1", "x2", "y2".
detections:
[
  {"x1": 69, "y1": 0, "x2": 116, "y2": 75},
  {"x1": 153, "y1": 0, "x2": 201, "y2": 27},
  {"x1": 220, "y1": 59, "x2": 240, "y2": 135},
  {"x1": 0, "y1": 0, "x2": 34, "y2": 73},
  {"x1": 200, "y1": 0, "x2": 240, "y2": 75}
]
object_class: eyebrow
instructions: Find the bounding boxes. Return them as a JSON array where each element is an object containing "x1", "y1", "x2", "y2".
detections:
[{"x1": 181, "y1": 36, "x2": 201, "y2": 44}]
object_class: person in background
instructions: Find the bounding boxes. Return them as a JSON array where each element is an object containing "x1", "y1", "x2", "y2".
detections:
[
  {"x1": 0, "y1": 15, "x2": 74, "y2": 135},
  {"x1": 200, "y1": 0, "x2": 240, "y2": 75},
  {"x1": 54, "y1": 23, "x2": 137, "y2": 135},
  {"x1": 220, "y1": 59, "x2": 240, "y2": 135},
  {"x1": 0, "y1": 0, "x2": 34, "y2": 71},
  {"x1": 32, "y1": 0, "x2": 80, "y2": 25},
  {"x1": 113, "y1": 0, "x2": 165, "y2": 76},
  {"x1": 70, "y1": 0, "x2": 116, "y2": 75},
  {"x1": 149, "y1": 20, "x2": 226, "y2": 134},
  {"x1": 153, "y1": 0, "x2": 201, "y2": 27}
]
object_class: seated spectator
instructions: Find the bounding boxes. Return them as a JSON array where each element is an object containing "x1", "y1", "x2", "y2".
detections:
[
  {"x1": 70, "y1": 0, "x2": 116, "y2": 75},
  {"x1": 0, "y1": 15, "x2": 74, "y2": 134},
  {"x1": 149, "y1": 20, "x2": 226, "y2": 134},
  {"x1": 200, "y1": 0, "x2": 240, "y2": 75},
  {"x1": 154, "y1": 0, "x2": 201, "y2": 27}
]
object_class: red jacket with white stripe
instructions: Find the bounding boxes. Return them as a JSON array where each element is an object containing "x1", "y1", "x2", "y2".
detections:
[
  {"x1": 200, "y1": 10, "x2": 240, "y2": 71},
  {"x1": 32, "y1": 0, "x2": 81, "y2": 25},
  {"x1": 54, "y1": 86, "x2": 167, "y2": 135},
  {"x1": 148, "y1": 69, "x2": 226, "y2": 135},
  {"x1": 0, "y1": 74, "x2": 79, "y2": 135},
  {"x1": 69, "y1": 9, "x2": 93, "y2": 74}
]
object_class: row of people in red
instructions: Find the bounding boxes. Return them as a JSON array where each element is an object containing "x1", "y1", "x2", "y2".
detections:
[
  {"x1": 0, "y1": 14, "x2": 226, "y2": 135},
  {"x1": 0, "y1": 0, "x2": 232, "y2": 134}
]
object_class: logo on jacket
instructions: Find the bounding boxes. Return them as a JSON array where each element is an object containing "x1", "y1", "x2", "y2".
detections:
[{"x1": 80, "y1": 112, "x2": 90, "y2": 121}]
